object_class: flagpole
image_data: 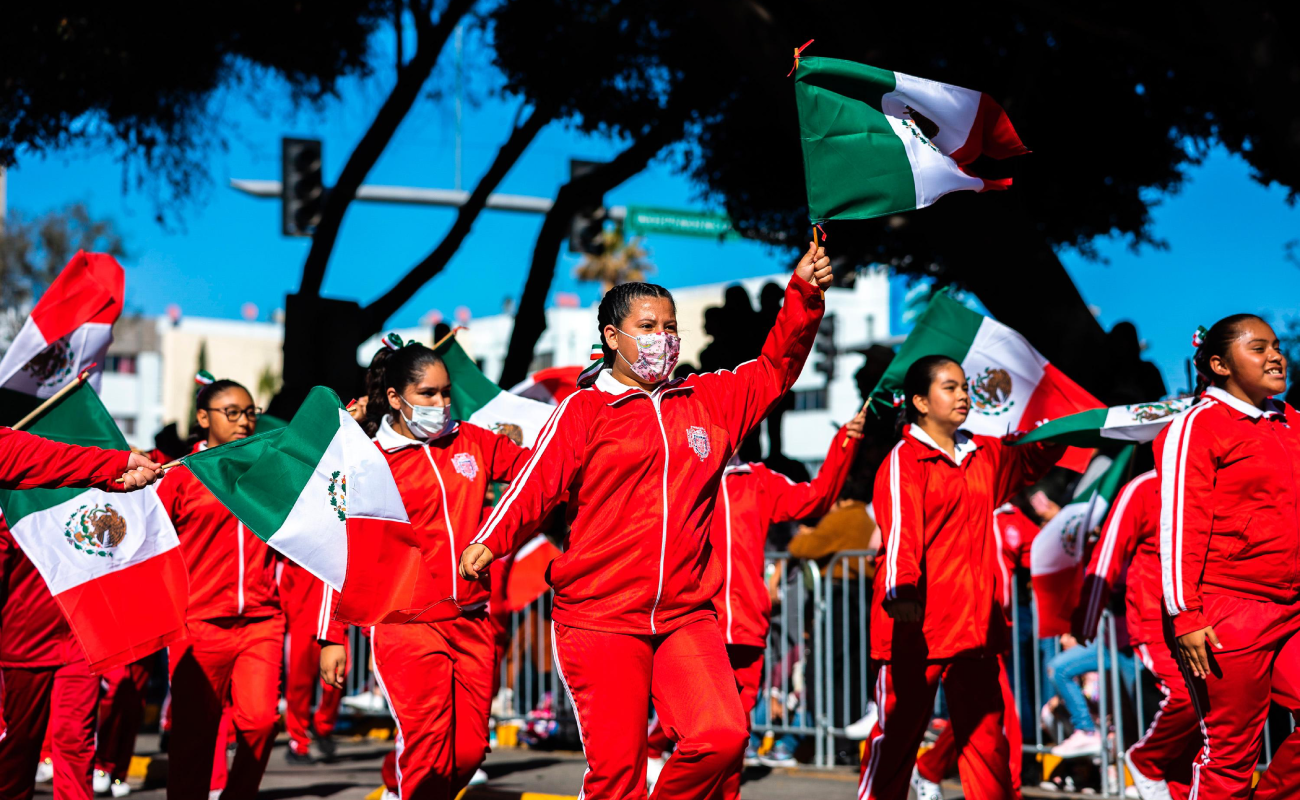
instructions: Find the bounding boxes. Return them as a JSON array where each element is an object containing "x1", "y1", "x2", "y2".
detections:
[
  {"x1": 431, "y1": 325, "x2": 467, "y2": 352},
  {"x1": 11, "y1": 366, "x2": 95, "y2": 431},
  {"x1": 841, "y1": 398, "x2": 869, "y2": 449}
]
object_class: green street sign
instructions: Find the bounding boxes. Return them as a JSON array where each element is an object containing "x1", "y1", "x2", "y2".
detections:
[{"x1": 625, "y1": 206, "x2": 734, "y2": 239}]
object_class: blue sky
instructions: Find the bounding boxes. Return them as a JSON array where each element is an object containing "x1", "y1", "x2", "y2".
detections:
[{"x1": 7, "y1": 30, "x2": 1299, "y2": 395}]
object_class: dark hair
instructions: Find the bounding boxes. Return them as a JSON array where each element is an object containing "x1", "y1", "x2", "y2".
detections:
[
  {"x1": 362, "y1": 343, "x2": 445, "y2": 437},
  {"x1": 1192, "y1": 314, "x2": 1266, "y2": 396},
  {"x1": 190, "y1": 379, "x2": 250, "y2": 444},
  {"x1": 595, "y1": 282, "x2": 676, "y2": 368},
  {"x1": 898, "y1": 355, "x2": 961, "y2": 433}
]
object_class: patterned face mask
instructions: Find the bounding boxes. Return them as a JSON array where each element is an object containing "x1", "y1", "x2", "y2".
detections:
[{"x1": 616, "y1": 328, "x2": 681, "y2": 384}]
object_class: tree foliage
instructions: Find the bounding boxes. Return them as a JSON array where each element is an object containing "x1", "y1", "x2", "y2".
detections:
[{"x1": 0, "y1": 203, "x2": 126, "y2": 312}]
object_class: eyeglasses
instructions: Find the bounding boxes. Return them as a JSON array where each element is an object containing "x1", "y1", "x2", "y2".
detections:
[{"x1": 203, "y1": 405, "x2": 262, "y2": 423}]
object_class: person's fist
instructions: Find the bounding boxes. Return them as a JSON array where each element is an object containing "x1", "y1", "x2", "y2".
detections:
[
  {"x1": 845, "y1": 406, "x2": 868, "y2": 439},
  {"x1": 885, "y1": 599, "x2": 922, "y2": 623},
  {"x1": 320, "y1": 644, "x2": 348, "y2": 689},
  {"x1": 795, "y1": 240, "x2": 833, "y2": 291},
  {"x1": 117, "y1": 452, "x2": 162, "y2": 491},
  {"x1": 459, "y1": 543, "x2": 495, "y2": 580}
]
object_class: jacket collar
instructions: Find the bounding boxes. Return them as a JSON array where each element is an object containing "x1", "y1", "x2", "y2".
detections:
[
  {"x1": 1205, "y1": 386, "x2": 1285, "y2": 421},
  {"x1": 595, "y1": 368, "x2": 692, "y2": 405},
  {"x1": 908, "y1": 423, "x2": 979, "y2": 466},
  {"x1": 724, "y1": 455, "x2": 752, "y2": 475},
  {"x1": 375, "y1": 414, "x2": 459, "y2": 452},
  {"x1": 192, "y1": 440, "x2": 208, "y2": 454}
]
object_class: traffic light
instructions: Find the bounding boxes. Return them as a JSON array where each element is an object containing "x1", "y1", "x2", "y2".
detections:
[
  {"x1": 813, "y1": 313, "x2": 837, "y2": 382},
  {"x1": 282, "y1": 138, "x2": 324, "y2": 237},
  {"x1": 568, "y1": 159, "x2": 606, "y2": 255}
]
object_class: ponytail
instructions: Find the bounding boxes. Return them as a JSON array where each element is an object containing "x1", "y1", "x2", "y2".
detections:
[
  {"x1": 362, "y1": 333, "x2": 445, "y2": 437},
  {"x1": 1191, "y1": 315, "x2": 1263, "y2": 397}
]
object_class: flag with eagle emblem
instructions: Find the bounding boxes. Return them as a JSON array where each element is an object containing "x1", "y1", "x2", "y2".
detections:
[{"x1": 0, "y1": 381, "x2": 187, "y2": 673}]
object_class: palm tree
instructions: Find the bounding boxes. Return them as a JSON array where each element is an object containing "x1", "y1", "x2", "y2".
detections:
[{"x1": 573, "y1": 227, "x2": 654, "y2": 292}]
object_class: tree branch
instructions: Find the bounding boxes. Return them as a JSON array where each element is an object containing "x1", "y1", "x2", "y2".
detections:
[
  {"x1": 298, "y1": 0, "x2": 475, "y2": 297},
  {"x1": 497, "y1": 116, "x2": 687, "y2": 388},
  {"x1": 359, "y1": 102, "x2": 556, "y2": 333}
]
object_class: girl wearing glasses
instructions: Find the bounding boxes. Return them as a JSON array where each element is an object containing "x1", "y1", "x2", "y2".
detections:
[
  {"x1": 318, "y1": 337, "x2": 531, "y2": 799},
  {"x1": 156, "y1": 374, "x2": 282, "y2": 800}
]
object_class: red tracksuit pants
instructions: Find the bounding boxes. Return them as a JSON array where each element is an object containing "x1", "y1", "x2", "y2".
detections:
[
  {"x1": 166, "y1": 615, "x2": 284, "y2": 800},
  {"x1": 858, "y1": 658, "x2": 1011, "y2": 800},
  {"x1": 95, "y1": 656, "x2": 154, "y2": 783},
  {"x1": 915, "y1": 653, "x2": 1022, "y2": 794},
  {"x1": 371, "y1": 612, "x2": 498, "y2": 800},
  {"x1": 553, "y1": 617, "x2": 749, "y2": 800},
  {"x1": 283, "y1": 610, "x2": 346, "y2": 756},
  {"x1": 647, "y1": 644, "x2": 764, "y2": 800},
  {"x1": 1126, "y1": 642, "x2": 1198, "y2": 800},
  {"x1": 0, "y1": 660, "x2": 98, "y2": 800},
  {"x1": 1179, "y1": 594, "x2": 1300, "y2": 800}
]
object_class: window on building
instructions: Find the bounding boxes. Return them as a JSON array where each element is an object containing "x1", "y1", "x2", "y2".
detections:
[
  {"x1": 113, "y1": 416, "x2": 137, "y2": 436},
  {"x1": 529, "y1": 352, "x2": 554, "y2": 372},
  {"x1": 105, "y1": 355, "x2": 137, "y2": 374},
  {"x1": 792, "y1": 387, "x2": 828, "y2": 411}
]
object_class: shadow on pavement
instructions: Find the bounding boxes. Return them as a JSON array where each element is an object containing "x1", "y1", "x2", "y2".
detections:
[
  {"x1": 483, "y1": 757, "x2": 566, "y2": 778},
  {"x1": 256, "y1": 782, "x2": 359, "y2": 800}
]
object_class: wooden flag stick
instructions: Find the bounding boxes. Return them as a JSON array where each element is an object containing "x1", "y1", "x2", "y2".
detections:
[
  {"x1": 114, "y1": 459, "x2": 182, "y2": 485},
  {"x1": 11, "y1": 367, "x2": 94, "y2": 431},
  {"x1": 431, "y1": 326, "x2": 467, "y2": 352},
  {"x1": 842, "y1": 398, "x2": 870, "y2": 449}
]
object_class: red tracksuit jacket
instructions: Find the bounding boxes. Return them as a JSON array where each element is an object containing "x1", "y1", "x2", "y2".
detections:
[
  {"x1": 714, "y1": 428, "x2": 858, "y2": 648},
  {"x1": 321, "y1": 418, "x2": 529, "y2": 643},
  {"x1": 155, "y1": 442, "x2": 280, "y2": 622},
  {"x1": 990, "y1": 503, "x2": 1039, "y2": 621},
  {"x1": 473, "y1": 274, "x2": 824, "y2": 636},
  {"x1": 871, "y1": 425, "x2": 1062, "y2": 661},
  {"x1": 0, "y1": 521, "x2": 81, "y2": 668},
  {"x1": 0, "y1": 427, "x2": 131, "y2": 492},
  {"x1": 1156, "y1": 386, "x2": 1300, "y2": 639},
  {"x1": 1075, "y1": 470, "x2": 1159, "y2": 645}
]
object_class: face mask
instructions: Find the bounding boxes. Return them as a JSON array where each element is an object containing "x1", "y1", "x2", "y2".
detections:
[
  {"x1": 399, "y1": 395, "x2": 451, "y2": 440},
  {"x1": 617, "y1": 328, "x2": 681, "y2": 384}
]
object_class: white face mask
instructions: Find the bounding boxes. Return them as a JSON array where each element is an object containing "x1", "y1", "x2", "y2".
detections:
[
  {"x1": 616, "y1": 328, "x2": 681, "y2": 384},
  {"x1": 398, "y1": 395, "x2": 451, "y2": 440}
]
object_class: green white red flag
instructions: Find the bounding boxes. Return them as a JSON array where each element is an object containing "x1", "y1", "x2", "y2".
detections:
[
  {"x1": 871, "y1": 290, "x2": 1103, "y2": 471},
  {"x1": 182, "y1": 386, "x2": 455, "y2": 626},
  {"x1": 0, "y1": 252, "x2": 124, "y2": 398},
  {"x1": 794, "y1": 57, "x2": 1027, "y2": 222},
  {"x1": 0, "y1": 381, "x2": 187, "y2": 673},
  {"x1": 433, "y1": 337, "x2": 555, "y2": 447},
  {"x1": 1030, "y1": 447, "x2": 1134, "y2": 637},
  {"x1": 1014, "y1": 399, "x2": 1194, "y2": 448}
]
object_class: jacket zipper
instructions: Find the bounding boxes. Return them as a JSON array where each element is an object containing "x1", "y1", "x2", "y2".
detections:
[
  {"x1": 722, "y1": 472, "x2": 734, "y2": 645},
  {"x1": 422, "y1": 446, "x2": 459, "y2": 603},
  {"x1": 648, "y1": 392, "x2": 671, "y2": 635},
  {"x1": 236, "y1": 521, "x2": 245, "y2": 615}
]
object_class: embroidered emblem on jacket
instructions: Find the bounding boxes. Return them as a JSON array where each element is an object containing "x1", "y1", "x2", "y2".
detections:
[
  {"x1": 686, "y1": 426, "x2": 711, "y2": 461},
  {"x1": 452, "y1": 453, "x2": 479, "y2": 480}
]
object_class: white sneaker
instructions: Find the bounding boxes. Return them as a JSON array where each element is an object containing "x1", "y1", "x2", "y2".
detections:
[
  {"x1": 468, "y1": 769, "x2": 488, "y2": 786},
  {"x1": 1051, "y1": 729, "x2": 1102, "y2": 758},
  {"x1": 94, "y1": 769, "x2": 112, "y2": 794},
  {"x1": 35, "y1": 758, "x2": 54, "y2": 783},
  {"x1": 646, "y1": 755, "x2": 666, "y2": 793},
  {"x1": 342, "y1": 691, "x2": 390, "y2": 713},
  {"x1": 910, "y1": 766, "x2": 944, "y2": 800},
  {"x1": 208, "y1": 791, "x2": 222, "y2": 800},
  {"x1": 381, "y1": 792, "x2": 400, "y2": 800},
  {"x1": 1125, "y1": 750, "x2": 1172, "y2": 800},
  {"x1": 1125, "y1": 787, "x2": 1141, "y2": 799},
  {"x1": 844, "y1": 702, "x2": 879, "y2": 740},
  {"x1": 110, "y1": 780, "x2": 132, "y2": 798}
]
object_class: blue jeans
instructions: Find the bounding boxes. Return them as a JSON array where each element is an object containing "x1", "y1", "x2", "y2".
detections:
[
  {"x1": 750, "y1": 700, "x2": 807, "y2": 752},
  {"x1": 1046, "y1": 642, "x2": 1135, "y2": 733}
]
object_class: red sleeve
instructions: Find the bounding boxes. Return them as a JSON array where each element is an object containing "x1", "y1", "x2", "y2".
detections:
[
  {"x1": 874, "y1": 441, "x2": 926, "y2": 605},
  {"x1": 318, "y1": 584, "x2": 347, "y2": 646},
  {"x1": 486, "y1": 430, "x2": 532, "y2": 483},
  {"x1": 1072, "y1": 473, "x2": 1151, "y2": 641},
  {"x1": 762, "y1": 429, "x2": 859, "y2": 522},
  {"x1": 1156, "y1": 405, "x2": 1216, "y2": 638},
  {"x1": 472, "y1": 393, "x2": 588, "y2": 559},
  {"x1": 994, "y1": 437, "x2": 1066, "y2": 506},
  {"x1": 0, "y1": 428, "x2": 131, "y2": 492},
  {"x1": 691, "y1": 274, "x2": 824, "y2": 446}
]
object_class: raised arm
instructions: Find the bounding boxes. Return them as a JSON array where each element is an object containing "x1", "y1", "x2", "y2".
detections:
[
  {"x1": 1072, "y1": 472, "x2": 1153, "y2": 642},
  {"x1": 874, "y1": 441, "x2": 926, "y2": 613},
  {"x1": 765, "y1": 427, "x2": 860, "y2": 523},
  {"x1": 692, "y1": 243, "x2": 830, "y2": 445},
  {"x1": 461, "y1": 394, "x2": 588, "y2": 578},
  {"x1": 0, "y1": 427, "x2": 141, "y2": 491}
]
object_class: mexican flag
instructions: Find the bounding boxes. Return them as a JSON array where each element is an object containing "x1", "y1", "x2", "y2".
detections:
[
  {"x1": 504, "y1": 534, "x2": 562, "y2": 612},
  {"x1": 182, "y1": 386, "x2": 455, "y2": 626},
  {"x1": 1030, "y1": 447, "x2": 1134, "y2": 637},
  {"x1": 509, "y1": 366, "x2": 583, "y2": 406},
  {"x1": 1014, "y1": 398, "x2": 1194, "y2": 448},
  {"x1": 433, "y1": 337, "x2": 555, "y2": 447},
  {"x1": 872, "y1": 290, "x2": 1102, "y2": 472},
  {"x1": 0, "y1": 252, "x2": 124, "y2": 398},
  {"x1": 0, "y1": 382, "x2": 187, "y2": 673},
  {"x1": 794, "y1": 57, "x2": 1028, "y2": 222}
]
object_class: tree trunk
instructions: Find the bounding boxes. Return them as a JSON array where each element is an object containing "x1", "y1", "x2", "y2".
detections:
[
  {"x1": 297, "y1": 0, "x2": 474, "y2": 297},
  {"x1": 360, "y1": 103, "x2": 556, "y2": 334},
  {"x1": 497, "y1": 119, "x2": 686, "y2": 388}
]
